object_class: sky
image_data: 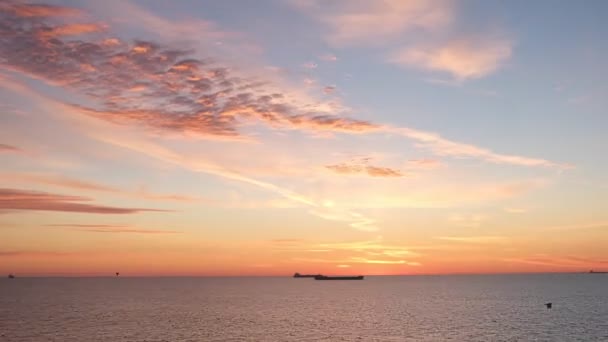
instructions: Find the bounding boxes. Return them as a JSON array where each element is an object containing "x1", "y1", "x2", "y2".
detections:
[{"x1": 1, "y1": 0, "x2": 607, "y2": 276}]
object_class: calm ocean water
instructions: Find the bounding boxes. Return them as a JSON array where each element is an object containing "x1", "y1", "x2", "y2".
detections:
[{"x1": 1, "y1": 274, "x2": 607, "y2": 341}]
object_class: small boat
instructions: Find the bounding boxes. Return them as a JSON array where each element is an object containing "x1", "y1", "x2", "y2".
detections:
[
  {"x1": 314, "y1": 275, "x2": 364, "y2": 280},
  {"x1": 8, "y1": 274, "x2": 15, "y2": 279},
  {"x1": 293, "y1": 272, "x2": 321, "y2": 278},
  {"x1": 589, "y1": 270, "x2": 608, "y2": 274}
]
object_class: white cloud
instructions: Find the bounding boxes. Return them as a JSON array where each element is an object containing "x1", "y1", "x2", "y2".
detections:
[{"x1": 390, "y1": 38, "x2": 513, "y2": 80}]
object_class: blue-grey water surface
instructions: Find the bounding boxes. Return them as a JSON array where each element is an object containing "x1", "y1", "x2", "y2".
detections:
[{"x1": 1, "y1": 274, "x2": 607, "y2": 341}]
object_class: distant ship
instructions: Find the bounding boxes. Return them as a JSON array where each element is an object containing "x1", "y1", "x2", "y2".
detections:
[
  {"x1": 293, "y1": 272, "x2": 321, "y2": 278},
  {"x1": 589, "y1": 270, "x2": 608, "y2": 274},
  {"x1": 8, "y1": 274, "x2": 15, "y2": 279},
  {"x1": 314, "y1": 275, "x2": 364, "y2": 280}
]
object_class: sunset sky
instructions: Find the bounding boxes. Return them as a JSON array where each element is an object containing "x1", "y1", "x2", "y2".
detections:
[{"x1": 1, "y1": 0, "x2": 607, "y2": 276}]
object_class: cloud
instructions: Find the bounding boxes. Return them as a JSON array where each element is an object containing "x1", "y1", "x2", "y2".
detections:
[
  {"x1": 0, "y1": 2, "x2": 376, "y2": 140},
  {"x1": 1, "y1": 3, "x2": 82, "y2": 17},
  {"x1": 295, "y1": 1, "x2": 511, "y2": 81},
  {"x1": 0, "y1": 143, "x2": 21, "y2": 153},
  {"x1": 0, "y1": 2, "x2": 564, "y2": 168},
  {"x1": 82, "y1": 132, "x2": 377, "y2": 230},
  {"x1": 406, "y1": 159, "x2": 442, "y2": 169},
  {"x1": 295, "y1": 0, "x2": 453, "y2": 46},
  {"x1": 39, "y1": 23, "x2": 106, "y2": 37},
  {"x1": 389, "y1": 38, "x2": 513, "y2": 80},
  {"x1": 448, "y1": 214, "x2": 487, "y2": 227},
  {"x1": 0, "y1": 188, "x2": 165, "y2": 214},
  {"x1": 323, "y1": 85, "x2": 336, "y2": 95},
  {"x1": 302, "y1": 62, "x2": 318, "y2": 69},
  {"x1": 391, "y1": 127, "x2": 568, "y2": 168},
  {"x1": 47, "y1": 224, "x2": 180, "y2": 234},
  {"x1": 326, "y1": 158, "x2": 403, "y2": 178},
  {"x1": 543, "y1": 222, "x2": 608, "y2": 231},
  {"x1": 437, "y1": 236, "x2": 508, "y2": 244},
  {"x1": 504, "y1": 255, "x2": 608, "y2": 269},
  {"x1": 0, "y1": 250, "x2": 74, "y2": 257},
  {"x1": 504, "y1": 207, "x2": 527, "y2": 214},
  {"x1": 0, "y1": 172, "x2": 201, "y2": 202},
  {"x1": 320, "y1": 54, "x2": 338, "y2": 62}
]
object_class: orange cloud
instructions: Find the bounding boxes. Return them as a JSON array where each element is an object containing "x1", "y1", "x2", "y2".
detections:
[
  {"x1": 390, "y1": 38, "x2": 513, "y2": 80},
  {"x1": 0, "y1": 188, "x2": 166, "y2": 214},
  {"x1": 437, "y1": 236, "x2": 508, "y2": 244},
  {"x1": 40, "y1": 23, "x2": 105, "y2": 37},
  {"x1": 326, "y1": 158, "x2": 403, "y2": 177},
  {"x1": 3, "y1": 3, "x2": 81, "y2": 17},
  {"x1": 406, "y1": 159, "x2": 442, "y2": 169},
  {"x1": 47, "y1": 224, "x2": 180, "y2": 234}
]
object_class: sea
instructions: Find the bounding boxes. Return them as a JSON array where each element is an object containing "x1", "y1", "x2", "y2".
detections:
[{"x1": 1, "y1": 274, "x2": 607, "y2": 341}]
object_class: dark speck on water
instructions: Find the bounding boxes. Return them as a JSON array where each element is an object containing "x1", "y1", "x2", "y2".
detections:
[{"x1": 1, "y1": 273, "x2": 607, "y2": 341}]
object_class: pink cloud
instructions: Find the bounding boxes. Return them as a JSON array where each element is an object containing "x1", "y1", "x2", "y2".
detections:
[
  {"x1": 0, "y1": 143, "x2": 21, "y2": 153},
  {"x1": 0, "y1": 5, "x2": 374, "y2": 139},
  {"x1": 390, "y1": 38, "x2": 513, "y2": 80},
  {"x1": 294, "y1": 0, "x2": 453, "y2": 46},
  {"x1": 2, "y1": 3, "x2": 82, "y2": 17},
  {"x1": 320, "y1": 54, "x2": 338, "y2": 62},
  {"x1": 302, "y1": 62, "x2": 318, "y2": 69},
  {"x1": 323, "y1": 86, "x2": 336, "y2": 95}
]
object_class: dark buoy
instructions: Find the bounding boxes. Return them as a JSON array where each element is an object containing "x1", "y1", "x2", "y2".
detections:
[
  {"x1": 115, "y1": 272, "x2": 120, "y2": 277},
  {"x1": 8, "y1": 274, "x2": 15, "y2": 279},
  {"x1": 545, "y1": 302, "x2": 552, "y2": 309}
]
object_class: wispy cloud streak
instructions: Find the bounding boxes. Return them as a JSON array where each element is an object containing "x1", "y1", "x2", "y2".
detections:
[
  {"x1": 47, "y1": 224, "x2": 180, "y2": 234},
  {"x1": 0, "y1": 188, "x2": 165, "y2": 214}
]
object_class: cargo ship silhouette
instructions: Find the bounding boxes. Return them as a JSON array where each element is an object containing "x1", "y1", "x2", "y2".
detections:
[
  {"x1": 293, "y1": 272, "x2": 364, "y2": 280},
  {"x1": 314, "y1": 275, "x2": 364, "y2": 280},
  {"x1": 293, "y1": 272, "x2": 320, "y2": 278}
]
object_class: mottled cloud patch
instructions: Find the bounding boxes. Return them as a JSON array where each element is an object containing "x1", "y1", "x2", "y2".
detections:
[
  {"x1": 0, "y1": 1, "x2": 564, "y2": 169},
  {"x1": 47, "y1": 224, "x2": 180, "y2": 234},
  {"x1": 0, "y1": 188, "x2": 165, "y2": 214},
  {"x1": 326, "y1": 158, "x2": 403, "y2": 177},
  {"x1": 0, "y1": 2, "x2": 375, "y2": 139},
  {"x1": 0, "y1": 143, "x2": 21, "y2": 153},
  {"x1": 390, "y1": 38, "x2": 513, "y2": 80}
]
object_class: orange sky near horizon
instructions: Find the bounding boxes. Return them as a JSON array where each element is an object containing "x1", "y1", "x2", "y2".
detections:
[{"x1": 1, "y1": 1, "x2": 608, "y2": 276}]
